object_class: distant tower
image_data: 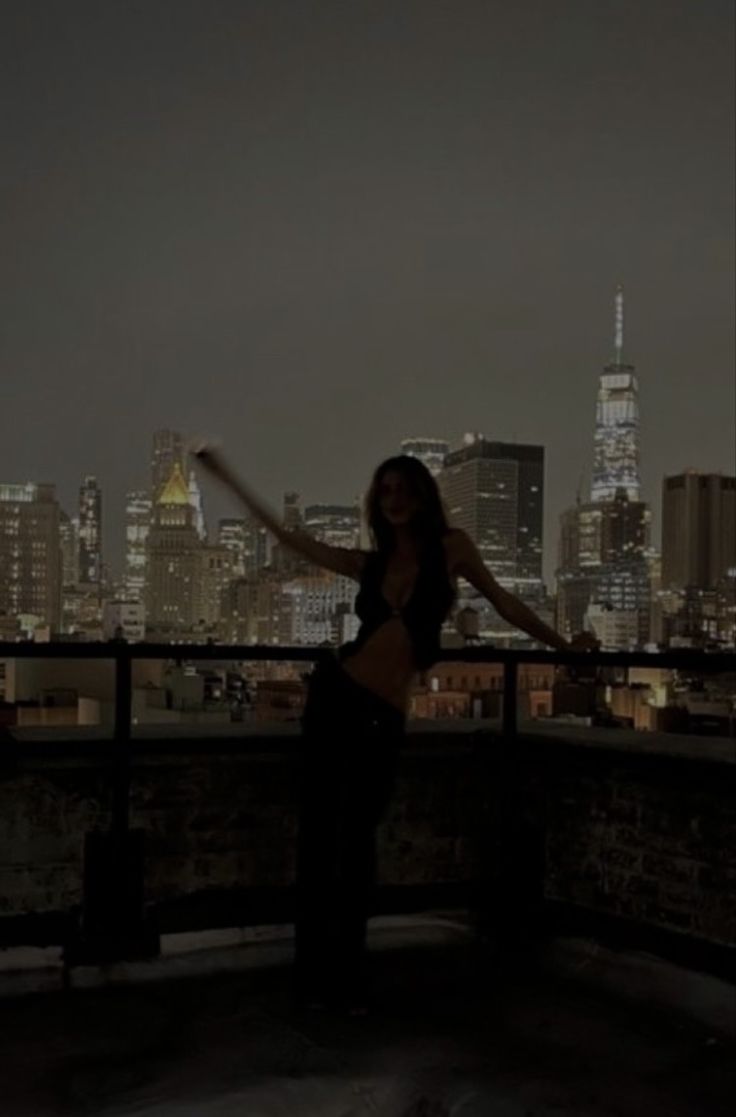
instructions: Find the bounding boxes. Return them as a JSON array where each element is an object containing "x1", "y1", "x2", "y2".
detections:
[
  {"x1": 0, "y1": 482, "x2": 62, "y2": 633},
  {"x1": 146, "y1": 463, "x2": 200, "y2": 633},
  {"x1": 124, "y1": 490, "x2": 152, "y2": 601},
  {"x1": 556, "y1": 292, "x2": 651, "y2": 646},
  {"x1": 283, "y1": 492, "x2": 302, "y2": 531},
  {"x1": 439, "y1": 436, "x2": 544, "y2": 591},
  {"x1": 591, "y1": 286, "x2": 641, "y2": 503},
  {"x1": 188, "y1": 469, "x2": 207, "y2": 540},
  {"x1": 78, "y1": 476, "x2": 102, "y2": 586},
  {"x1": 151, "y1": 429, "x2": 185, "y2": 502},
  {"x1": 59, "y1": 510, "x2": 79, "y2": 589},
  {"x1": 662, "y1": 472, "x2": 736, "y2": 591}
]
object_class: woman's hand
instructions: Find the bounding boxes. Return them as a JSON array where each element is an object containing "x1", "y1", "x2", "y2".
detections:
[
  {"x1": 557, "y1": 631, "x2": 600, "y2": 683},
  {"x1": 189, "y1": 439, "x2": 225, "y2": 476},
  {"x1": 189, "y1": 441, "x2": 239, "y2": 492},
  {"x1": 187, "y1": 438, "x2": 365, "y2": 580},
  {"x1": 569, "y1": 631, "x2": 601, "y2": 652}
]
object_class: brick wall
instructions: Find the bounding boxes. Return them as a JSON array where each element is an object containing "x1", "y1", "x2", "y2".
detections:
[
  {"x1": 1, "y1": 727, "x2": 733, "y2": 954},
  {"x1": 534, "y1": 743, "x2": 735, "y2": 944}
]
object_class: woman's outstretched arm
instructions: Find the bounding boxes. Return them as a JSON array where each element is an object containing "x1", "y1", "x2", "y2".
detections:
[
  {"x1": 191, "y1": 445, "x2": 366, "y2": 580},
  {"x1": 447, "y1": 529, "x2": 575, "y2": 651}
]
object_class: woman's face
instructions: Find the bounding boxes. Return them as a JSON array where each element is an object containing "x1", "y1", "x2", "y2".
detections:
[{"x1": 378, "y1": 470, "x2": 419, "y2": 526}]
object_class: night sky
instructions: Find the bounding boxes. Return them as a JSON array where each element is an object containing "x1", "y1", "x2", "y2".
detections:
[{"x1": 1, "y1": 0, "x2": 733, "y2": 584}]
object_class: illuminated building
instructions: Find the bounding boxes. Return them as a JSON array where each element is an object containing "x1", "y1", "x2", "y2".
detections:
[
  {"x1": 188, "y1": 469, "x2": 207, "y2": 540},
  {"x1": 59, "y1": 511, "x2": 79, "y2": 589},
  {"x1": 103, "y1": 599, "x2": 145, "y2": 642},
  {"x1": 78, "y1": 476, "x2": 102, "y2": 587},
  {"x1": 556, "y1": 491, "x2": 651, "y2": 645},
  {"x1": 151, "y1": 429, "x2": 185, "y2": 502},
  {"x1": 440, "y1": 434, "x2": 544, "y2": 594},
  {"x1": 591, "y1": 286, "x2": 641, "y2": 503},
  {"x1": 194, "y1": 544, "x2": 235, "y2": 628},
  {"x1": 303, "y1": 504, "x2": 361, "y2": 549},
  {"x1": 146, "y1": 463, "x2": 200, "y2": 634},
  {"x1": 661, "y1": 472, "x2": 736, "y2": 591},
  {"x1": 0, "y1": 482, "x2": 61, "y2": 633},
  {"x1": 658, "y1": 471, "x2": 736, "y2": 647},
  {"x1": 400, "y1": 437, "x2": 449, "y2": 478},
  {"x1": 218, "y1": 517, "x2": 269, "y2": 579},
  {"x1": 280, "y1": 572, "x2": 357, "y2": 645},
  {"x1": 124, "y1": 490, "x2": 152, "y2": 602},
  {"x1": 556, "y1": 289, "x2": 652, "y2": 648},
  {"x1": 218, "y1": 519, "x2": 248, "y2": 577}
]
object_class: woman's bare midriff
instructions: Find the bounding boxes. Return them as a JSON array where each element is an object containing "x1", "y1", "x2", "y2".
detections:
[
  {"x1": 340, "y1": 535, "x2": 459, "y2": 713},
  {"x1": 340, "y1": 618, "x2": 417, "y2": 713}
]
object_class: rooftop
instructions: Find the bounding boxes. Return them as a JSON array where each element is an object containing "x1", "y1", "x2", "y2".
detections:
[
  {"x1": 156, "y1": 464, "x2": 191, "y2": 507},
  {"x1": 1, "y1": 916, "x2": 733, "y2": 1117}
]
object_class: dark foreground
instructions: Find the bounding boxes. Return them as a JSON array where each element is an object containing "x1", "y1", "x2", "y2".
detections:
[{"x1": 0, "y1": 920, "x2": 733, "y2": 1116}]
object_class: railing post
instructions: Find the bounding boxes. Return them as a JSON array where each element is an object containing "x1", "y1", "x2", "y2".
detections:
[
  {"x1": 112, "y1": 644, "x2": 132, "y2": 837},
  {"x1": 473, "y1": 656, "x2": 520, "y2": 949},
  {"x1": 496, "y1": 657, "x2": 519, "y2": 947},
  {"x1": 495, "y1": 654, "x2": 549, "y2": 953},
  {"x1": 502, "y1": 657, "x2": 518, "y2": 740},
  {"x1": 475, "y1": 654, "x2": 545, "y2": 955},
  {"x1": 69, "y1": 643, "x2": 159, "y2": 966}
]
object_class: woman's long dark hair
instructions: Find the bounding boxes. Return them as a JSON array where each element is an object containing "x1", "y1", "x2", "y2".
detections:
[{"x1": 365, "y1": 455, "x2": 451, "y2": 554}]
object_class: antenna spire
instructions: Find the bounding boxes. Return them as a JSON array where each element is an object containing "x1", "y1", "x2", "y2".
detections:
[{"x1": 614, "y1": 284, "x2": 624, "y2": 365}]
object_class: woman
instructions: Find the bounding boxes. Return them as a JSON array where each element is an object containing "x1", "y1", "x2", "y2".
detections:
[{"x1": 192, "y1": 446, "x2": 591, "y2": 1015}]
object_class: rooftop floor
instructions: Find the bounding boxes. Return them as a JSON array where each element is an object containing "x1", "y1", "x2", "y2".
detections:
[{"x1": 0, "y1": 917, "x2": 733, "y2": 1117}]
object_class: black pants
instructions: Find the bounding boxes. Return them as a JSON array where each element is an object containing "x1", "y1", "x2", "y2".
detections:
[{"x1": 294, "y1": 654, "x2": 406, "y2": 996}]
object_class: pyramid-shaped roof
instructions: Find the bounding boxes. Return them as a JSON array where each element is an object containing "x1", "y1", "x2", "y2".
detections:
[{"x1": 157, "y1": 462, "x2": 191, "y2": 506}]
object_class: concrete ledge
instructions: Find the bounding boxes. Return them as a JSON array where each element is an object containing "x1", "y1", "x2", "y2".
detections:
[
  {"x1": 538, "y1": 936, "x2": 736, "y2": 1042},
  {"x1": 1, "y1": 913, "x2": 733, "y2": 1042},
  {"x1": 6, "y1": 717, "x2": 735, "y2": 765},
  {"x1": 0, "y1": 912, "x2": 469, "y2": 998}
]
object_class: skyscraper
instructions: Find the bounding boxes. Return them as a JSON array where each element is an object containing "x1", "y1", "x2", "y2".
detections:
[
  {"x1": 283, "y1": 492, "x2": 302, "y2": 531},
  {"x1": 660, "y1": 472, "x2": 736, "y2": 646},
  {"x1": 440, "y1": 434, "x2": 544, "y2": 593},
  {"x1": 556, "y1": 288, "x2": 651, "y2": 646},
  {"x1": 273, "y1": 492, "x2": 307, "y2": 577},
  {"x1": 558, "y1": 491, "x2": 651, "y2": 573},
  {"x1": 591, "y1": 286, "x2": 641, "y2": 503},
  {"x1": 556, "y1": 495, "x2": 652, "y2": 646},
  {"x1": 661, "y1": 472, "x2": 736, "y2": 591},
  {"x1": 151, "y1": 429, "x2": 185, "y2": 503},
  {"x1": 78, "y1": 476, "x2": 102, "y2": 587},
  {"x1": 194, "y1": 544, "x2": 235, "y2": 628},
  {"x1": 400, "y1": 437, "x2": 449, "y2": 478},
  {"x1": 218, "y1": 519, "x2": 249, "y2": 577},
  {"x1": 146, "y1": 463, "x2": 200, "y2": 635},
  {"x1": 188, "y1": 469, "x2": 207, "y2": 540},
  {"x1": 59, "y1": 510, "x2": 79, "y2": 589},
  {"x1": 0, "y1": 482, "x2": 61, "y2": 633},
  {"x1": 280, "y1": 572, "x2": 358, "y2": 645},
  {"x1": 124, "y1": 490, "x2": 152, "y2": 602}
]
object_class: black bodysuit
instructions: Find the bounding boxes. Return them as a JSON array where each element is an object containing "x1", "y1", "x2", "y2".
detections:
[{"x1": 338, "y1": 533, "x2": 456, "y2": 671}]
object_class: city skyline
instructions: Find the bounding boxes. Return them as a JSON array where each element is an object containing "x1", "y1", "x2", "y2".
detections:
[
  {"x1": 2, "y1": 410, "x2": 735, "y2": 647},
  {"x1": 5, "y1": 313, "x2": 733, "y2": 588},
  {"x1": 3, "y1": 380, "x2": 735, "y2": 591},
  {"x1": 1, "y1": 1, "x2": 734, "y2": 588}
]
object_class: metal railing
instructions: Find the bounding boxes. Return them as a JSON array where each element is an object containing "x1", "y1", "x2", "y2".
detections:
[
  {"x1": 2, "y1": 640, "x2": 733, "y2": 730},
  {"x1": 1, "y1": 641, "x2": 733, "y2": 968},
  {"x1": 2, "y1": 639, "x2": 733, "y2": 823}
]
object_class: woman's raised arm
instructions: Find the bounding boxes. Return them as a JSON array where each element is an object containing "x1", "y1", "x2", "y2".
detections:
[{"x1": 191, "y1": 445, "x2": 366, "y2": 581}]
